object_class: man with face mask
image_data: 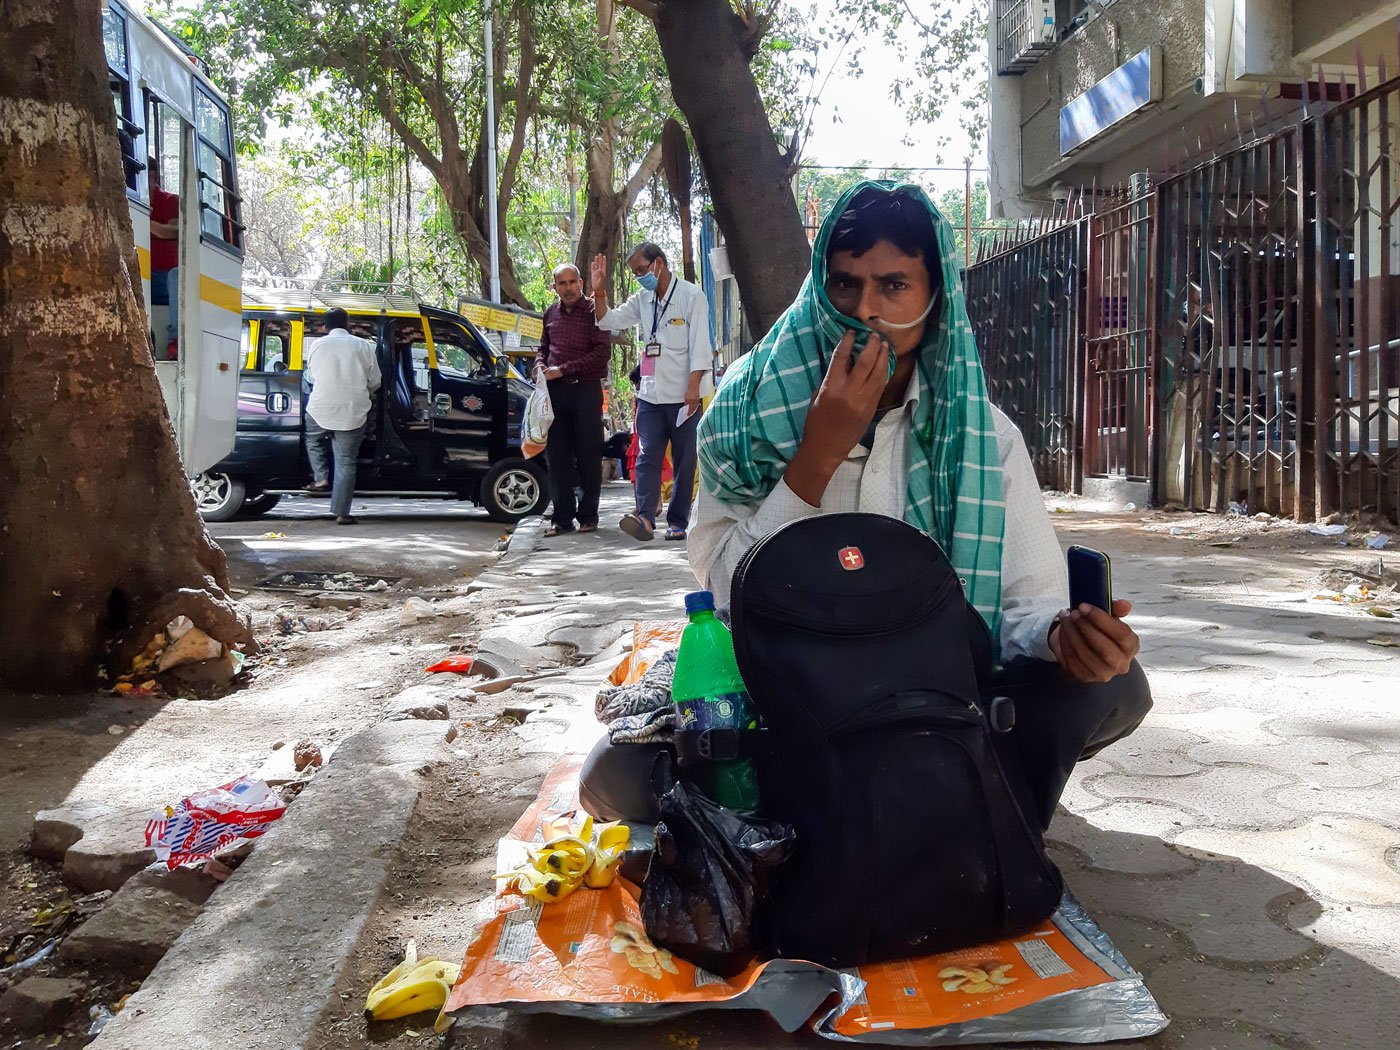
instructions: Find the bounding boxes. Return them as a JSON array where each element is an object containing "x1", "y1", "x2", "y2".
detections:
[
  {"x1": 577, "y1": 184, "x2": 1151, "y2": 831},
  {"x1": 592, "y1": 243, "x2": 713, "y2": 542}
]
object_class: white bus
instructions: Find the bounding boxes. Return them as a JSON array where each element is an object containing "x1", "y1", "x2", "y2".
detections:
[{"x1": 103, "y1": 0, "x2": 244, "y2": 475}]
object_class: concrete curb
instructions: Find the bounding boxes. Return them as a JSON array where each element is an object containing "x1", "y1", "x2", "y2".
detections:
[
  {"x1": 88, "y1": 719, "x2": 455, "y2": 1050},
  {"x1": 499, "y1": 514, "x2": 545, "y2": 566}
]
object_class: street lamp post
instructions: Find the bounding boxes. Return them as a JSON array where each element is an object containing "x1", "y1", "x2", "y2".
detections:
[{"x1": 483, "y1": 0, "x2": 502, "y2": 303}]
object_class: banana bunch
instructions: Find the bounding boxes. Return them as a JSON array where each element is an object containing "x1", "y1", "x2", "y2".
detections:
[
  {"x1": 494, "y1": 815, "x2": 631, "y2": 904},
  {"x1": 364, "y1": 939, "x2": 461, "y2": 1034}
]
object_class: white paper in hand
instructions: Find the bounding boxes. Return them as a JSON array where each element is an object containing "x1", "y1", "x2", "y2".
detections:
[{"x1": 676, "y1": 404, "x2": 697, "y2": 427}]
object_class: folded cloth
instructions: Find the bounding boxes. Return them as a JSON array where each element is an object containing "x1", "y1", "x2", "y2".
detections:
[
  {"x1": 609, "y1": 706, "x2": 677, "y2": 745},
  {"x1": 596, "y1": 648, "x2": 677, "y2": 723}
]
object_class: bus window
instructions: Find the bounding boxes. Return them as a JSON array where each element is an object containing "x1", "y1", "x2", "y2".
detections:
[
  {"x1": 195, "y1": 89, "x2": 242, "y2": 251},
  {"x1": 103, "y1": 2, "x2": 142, "y2": 192},
  {"x1": 145, "y1": 93, "x2": 182, "y2": 194}
]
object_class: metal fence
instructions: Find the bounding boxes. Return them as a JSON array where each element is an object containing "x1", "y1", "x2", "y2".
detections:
[
  {"x1": 966, "y1": 208, "x2": 1085, "y2": 492},
  {"x1": 967, "y1": 70, "x2": 1400, "y2": 521}
]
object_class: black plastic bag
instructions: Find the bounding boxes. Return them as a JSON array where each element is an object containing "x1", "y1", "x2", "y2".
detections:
[{"x1": 640, "y1": 779, "x2": 795, "y2": 978}]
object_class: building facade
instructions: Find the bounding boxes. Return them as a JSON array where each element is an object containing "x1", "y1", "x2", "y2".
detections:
[{"x1": 988, "y1": 0, "x2": 1400, "y2": 216}]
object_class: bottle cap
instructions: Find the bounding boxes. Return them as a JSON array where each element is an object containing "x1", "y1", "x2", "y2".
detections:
[{"x1": 684, "y1": 590, "x2": 715, "y2": 614}]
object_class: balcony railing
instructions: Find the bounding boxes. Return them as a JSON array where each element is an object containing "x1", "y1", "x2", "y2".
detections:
[{"x1": 996, "y1": 0, "x2": 1056, "y2": 75}]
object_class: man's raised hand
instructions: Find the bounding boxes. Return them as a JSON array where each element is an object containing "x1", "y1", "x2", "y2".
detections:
[
  {"x1": 590, "y1": 254, "x2": 608, "y2": 294},
  {"x1": 784, "y1": 330, "x2": 887, "y2": 506}
]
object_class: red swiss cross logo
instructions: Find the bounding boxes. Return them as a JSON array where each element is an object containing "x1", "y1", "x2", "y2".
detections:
[{"x1": 838, "y1": 546, "x2": 865, "y2": 571}]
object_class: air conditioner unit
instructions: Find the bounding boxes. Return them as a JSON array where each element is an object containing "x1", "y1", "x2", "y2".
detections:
[{"x1": 997, "y1": 0, "x2": 1056, "y2": 75}]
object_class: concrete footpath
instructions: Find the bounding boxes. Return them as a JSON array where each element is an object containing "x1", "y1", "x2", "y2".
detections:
[{"x1": 420, "y1": 484, "x2": 1400, "y2": 1050}]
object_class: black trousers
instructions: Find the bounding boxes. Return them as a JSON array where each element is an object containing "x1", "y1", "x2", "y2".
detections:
[
  {"x1": 544, "y1": 379, "x2": 604, "y2": 529},
  {"x1": 579, "y1": 658, "x2": 1152, "y2": 832}
]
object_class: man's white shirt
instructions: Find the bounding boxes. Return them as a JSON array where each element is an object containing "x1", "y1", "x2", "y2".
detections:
[
  {"x1": 598, "y1": 277, "x2": 713, "y2": 405},
  {"x1": 688, "y1": 382, "x2": 1068, "y2": 663},
  {"x1": 304, "y1": 327, "x2": 382, "y2": 430}
]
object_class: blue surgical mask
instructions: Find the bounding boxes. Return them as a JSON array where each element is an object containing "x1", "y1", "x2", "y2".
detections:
[{"x1": 636, "y1": 269, "x2": 659, "y2": 293}]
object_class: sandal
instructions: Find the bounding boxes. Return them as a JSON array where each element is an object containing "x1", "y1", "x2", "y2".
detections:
[
  {"x1": 578, "y1": 523, "x2": 598, "y2": 533},
  {"x1": 664, "y1": 527, "x2": 687, "y2": 542},
  {"x1": 543, "y1": 524, "x2": 575, "y2": 538},
  {"x1": 619, "y1": 513, "x2": 655, "y2": 542}
]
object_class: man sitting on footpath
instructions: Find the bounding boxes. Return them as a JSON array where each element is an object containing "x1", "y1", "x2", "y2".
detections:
[
  {"x1": 592, "y1": 244, "x2": 713, "y2": 543},
  {"x1": 303, "y1": 307, "x2": 381, "y2": 525},
  {"x1": 579, "y1": 184, "x2": 1151, "y2": 830},
  {"x1": 536, "y1": 263, "x2": 611, "y2": 537}
]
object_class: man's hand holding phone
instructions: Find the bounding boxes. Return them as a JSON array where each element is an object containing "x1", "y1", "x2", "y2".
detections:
[
  {"x1": 1050, "y1": 599, "x2": 1140, "y2": 684},
  {"x1": 1053, "y1": 546, "x2": 1139, "y2": 683}
]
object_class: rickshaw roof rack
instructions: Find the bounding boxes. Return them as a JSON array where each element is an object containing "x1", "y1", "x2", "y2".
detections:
[{"x1": 242, "y1": 276, "x2": 424, "y2": 315}]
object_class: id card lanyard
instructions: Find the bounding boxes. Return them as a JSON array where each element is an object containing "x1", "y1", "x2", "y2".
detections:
[{"x1": 644, "y1": 281, "x2": 679, "y2": 358}]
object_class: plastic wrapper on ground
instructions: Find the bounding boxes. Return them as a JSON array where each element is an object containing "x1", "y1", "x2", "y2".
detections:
[
  {"x1": 444, "y1": 758, "x2": 1169, "y2": 1045},
  {"x1": 144, "y1": 775, "x2": 287, "y2": 869}
]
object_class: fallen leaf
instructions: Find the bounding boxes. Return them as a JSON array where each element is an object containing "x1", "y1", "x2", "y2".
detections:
[
  {"x1": 1366, "y1": 606, "x2": 1396, "y2": 618},
  {"x1": 1366, "y1": 637, "x2": 1398, "y2": 646}
]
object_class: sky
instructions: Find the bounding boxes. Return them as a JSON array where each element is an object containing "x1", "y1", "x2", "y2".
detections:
[{"x1": 798, "y1": 0, "x2": 987, "y2": 201}]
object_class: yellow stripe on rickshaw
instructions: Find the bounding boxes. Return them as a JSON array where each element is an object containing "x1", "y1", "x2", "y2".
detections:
[{"x1": 135, "y1": 246, "x2": 152, "y2": 280}]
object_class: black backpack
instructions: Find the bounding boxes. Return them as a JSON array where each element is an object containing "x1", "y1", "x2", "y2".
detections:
[{"x1": 729, "y1": 513, "x2": 1063, "y2": 968}]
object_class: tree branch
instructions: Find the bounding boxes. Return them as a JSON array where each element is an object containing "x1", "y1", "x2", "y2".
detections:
[
  {"x1": 616, "y1": 0, "x2": 657, "y2": 21},
  {"x1": 619, "y1": 138, "x2": 664, "y2": 208}
]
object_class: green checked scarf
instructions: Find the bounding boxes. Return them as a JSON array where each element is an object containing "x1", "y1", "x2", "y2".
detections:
[{"x1": 698, "y1": 180, "x2": 1006, "y2": 638}]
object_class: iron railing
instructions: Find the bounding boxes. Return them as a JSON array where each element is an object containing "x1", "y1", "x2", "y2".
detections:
[
  {"x1": 995, "y1": 0, "x2": 1055, "y2": 76},
  {"x1": 966, "y1": 63, "x2": 1400, "y2": 521}
]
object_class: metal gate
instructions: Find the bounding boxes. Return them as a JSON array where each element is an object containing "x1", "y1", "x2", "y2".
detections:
[
  {"x1": 1155, "y1": 130, "x2": 1307, "y2": 515},
  {"x1": 1084, "y1": 185, "x2": 1154, "y2": 481},
  {"x1": 966, "y1": 216, "x2": 1084, "y2": 492}
]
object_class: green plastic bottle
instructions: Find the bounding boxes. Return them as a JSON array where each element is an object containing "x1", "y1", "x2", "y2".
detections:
[{"x1": 671, "y1": 591, "x2": 761, "y2": 811}]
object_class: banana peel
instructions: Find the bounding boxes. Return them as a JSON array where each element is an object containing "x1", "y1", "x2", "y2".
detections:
[
  {"x1": 494, "y1": 815, "x2": 630, "y2": 904},
  {"x1": 364, "y1": 939, "x2": 461, "y2": 1034}
]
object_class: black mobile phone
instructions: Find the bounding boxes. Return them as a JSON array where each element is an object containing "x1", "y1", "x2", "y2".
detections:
[{"x1": 1066, "y1": 545, "x2": 1113, "y2": 613}]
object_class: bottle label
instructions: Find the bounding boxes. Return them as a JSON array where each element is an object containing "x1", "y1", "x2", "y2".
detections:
[{"x1": 675, "y1": 691, "x2": 757, "y2": 733}]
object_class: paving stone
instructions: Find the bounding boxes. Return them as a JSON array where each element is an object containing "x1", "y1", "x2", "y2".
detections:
[
  {"x1": 1057, "y1": 758, "x2": 1113, "y2": 814},
  {"x1": 0, "y1": 976, "x2": 85, "y2": 1033},
  {"x1": 1065, "y1": 858, "x2": 1316, "y2": 965},
  {"x1": 1149, "y1": 706, "x2": 1278, "y2": 747},
  {"x1": 61, "y1": 879, "x2": 203, "y2": 971},
  {"x1": 386, "y1": 683, "x2": 452, "y2": 721},
  {"x1": 1144, "y1": 955, "x2": 1397, "y2": 1049},
  {"x1": 1089, "y1": 764, "x2": 1290, "y2": 829},
  {"x1": 1176, "y1": 816, "x2": 1400, "y2": 906},
  {"x1": 1187, "y1": 734, "x2": 1383, "y2": 789},
  {"x1": 31, "y1": 802, "x2": 157, "y2": 893},
  {"x1": 1282, "y1": 898, "x2": 1400, "y2": 974},
  {"x1": 1096, "y1": 725, "x2": 1207, "y2": 777},
  {"x1": 1047, "y1": 801, "x2": 1198, "y2": 876},
  {"x1": 547, "y1": 621, "x2": 629, "y2": 658},
  {"x1": 1264, "y1": 709, "x2": 1400, "y2": 753},
  {"x1": 1269, "y1": 783, "x2": 1400, "y2": 835},
  {"x1": 1084, "y1": 910, "x2": 1188, "y2": 974}
]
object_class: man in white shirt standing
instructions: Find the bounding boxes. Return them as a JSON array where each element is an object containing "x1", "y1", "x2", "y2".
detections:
[
  {"x1": 591, "y1": 243, "x2": 713, "y2": 542},
  {"x1": 303, "y1": 307, "x2": 381, "y2": 525}
]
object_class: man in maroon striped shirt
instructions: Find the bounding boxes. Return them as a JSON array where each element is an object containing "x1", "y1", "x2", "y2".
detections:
[{"x1": 535, "y1": 263, "x2": 613, "y2": 536}]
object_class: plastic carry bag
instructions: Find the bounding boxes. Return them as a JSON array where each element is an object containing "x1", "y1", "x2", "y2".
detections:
[
  {"x1": 522, "y1": 366, "x2": 554, "y2": 458},
  {"x1": 144, "y1": 776, "x2": 287, "y2": 869},
  {"x1": 641, "y1": 779, "x2": 795, "y2": 978}
]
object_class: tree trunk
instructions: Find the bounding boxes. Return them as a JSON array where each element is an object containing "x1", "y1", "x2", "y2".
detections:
[
  {"x1": 0, "y1": 0, "x2": 253, "y2": 692},
  {"x1": 652, "y1": 0, "x2": 810, "y2": 337}
]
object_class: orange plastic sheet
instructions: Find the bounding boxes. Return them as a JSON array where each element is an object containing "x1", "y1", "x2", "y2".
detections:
[
  {"x1": 445, "y1": 759, "x2": 1169, "y2": 1044},
  {"x1": 605, "y1": 620, "x2": 684, "y2": 687}
]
